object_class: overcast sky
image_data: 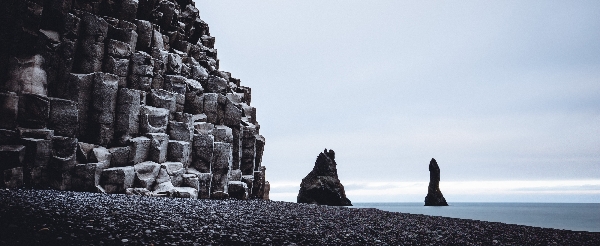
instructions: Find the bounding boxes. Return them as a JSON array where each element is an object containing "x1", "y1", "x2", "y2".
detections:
[{"x1": 196, "y1": 0, "x2": 600, "y2": 202}]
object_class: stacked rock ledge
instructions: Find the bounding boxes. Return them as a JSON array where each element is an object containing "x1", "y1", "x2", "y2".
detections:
[{"x1": 0, "y1": 0, "x2": 268, "y2": 200}]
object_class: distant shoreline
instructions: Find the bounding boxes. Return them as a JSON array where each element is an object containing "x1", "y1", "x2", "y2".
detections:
[
  {"x1": 353, "y1": 202, "x2": 600, "y2": 233},
  {"x1": 1, "y1": 189, "x2": 599, "y2": 245}
]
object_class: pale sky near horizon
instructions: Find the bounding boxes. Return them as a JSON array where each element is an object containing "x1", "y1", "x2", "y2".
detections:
[{"x1": 196, "y1": 0, "x2": 600, "y2": 203}]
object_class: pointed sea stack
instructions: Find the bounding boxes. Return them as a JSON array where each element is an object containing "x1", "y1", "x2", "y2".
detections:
[
  {"x1": 297, "y1": 149, "x2": 352, "y2": 206},
  {"x1": 424, "y1": 158, "x2": 448, "y2": 206}
]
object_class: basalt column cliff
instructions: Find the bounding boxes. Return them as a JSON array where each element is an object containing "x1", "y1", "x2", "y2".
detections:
[{"x1": 0, "y1": 0, "x2": 268, "y2": 200}]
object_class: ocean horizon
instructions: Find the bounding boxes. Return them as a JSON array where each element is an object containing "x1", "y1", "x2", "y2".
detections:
[{"x1": 352, "y1": 202, "x2": 600, "y2": 233}]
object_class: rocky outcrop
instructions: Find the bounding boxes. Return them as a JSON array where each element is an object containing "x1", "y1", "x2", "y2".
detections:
[
  {"x1": 297, "y1": 149, "x2": 352, "y2": 206},
  {"x1": 0, "y1": 0, "x2": 268, "y2": 200},
  {"x1": 424, "y1": 158, "x2": 448, "y2": 206}
]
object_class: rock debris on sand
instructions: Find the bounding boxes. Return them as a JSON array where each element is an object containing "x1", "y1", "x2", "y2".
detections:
[{"x1": 1, "y1": 189, "x2": 598, "y2": 245}]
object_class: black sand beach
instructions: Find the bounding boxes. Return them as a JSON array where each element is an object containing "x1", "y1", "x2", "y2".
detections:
[{"x1": 1, "y1": 189, "x2": 598, "y2": 245}]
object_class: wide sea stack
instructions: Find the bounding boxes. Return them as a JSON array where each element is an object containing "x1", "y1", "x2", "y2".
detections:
[{"x1": 297, "y1": 149, "x2": 352, "y2": 206}]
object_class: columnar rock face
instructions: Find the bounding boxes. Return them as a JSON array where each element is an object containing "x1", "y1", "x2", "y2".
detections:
[
  {"x1": 0, "y1": 0, "x2": 268, "y2": 200},
  {"x1": 297, "y1": 149, "x2": 352, "y2": 206},
  {"x1": 424, "y1": 158, "x2": 448, "y2": 206}
]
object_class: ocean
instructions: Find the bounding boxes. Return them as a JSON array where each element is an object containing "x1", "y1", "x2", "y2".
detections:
[{"x1": 352, "y1": 203, "x2": 600, "y2": 232}]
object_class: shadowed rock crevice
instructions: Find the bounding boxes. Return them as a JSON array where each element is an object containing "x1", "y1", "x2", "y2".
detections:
[
  {"x1": 424, "y1": 158, "x2": 448, "y2": 206},
  {"x1": 297, "y1": 149, "x2": 352, "y2": 206}
]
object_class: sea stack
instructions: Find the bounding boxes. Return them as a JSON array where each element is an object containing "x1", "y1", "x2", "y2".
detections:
[
  {"x1": 424, "y1": 158, "x2": 448, "y2": 206},
  {"x1": 297, "y1": 149, "x2": 352, "y2": 206}
]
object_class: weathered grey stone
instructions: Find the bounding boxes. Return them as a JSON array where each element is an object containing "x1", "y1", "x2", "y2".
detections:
[
  {"x1": 134, "y1": 161, "x2": 160, "y2": 189},
  {"x1": 128, "y1": 136, "x2": 151, "y2": 164},
  {"x1": 106, "y1": 39, "x2": 132, "y2": 58},
  {"x1": 263, "y1": 181, "x2": 270, "y2": 200},
  {"x1": 101, "y1": 166, "x2": 135, "y2": 194},
  {"x1": 168, "y1": 140, "x2": 191, "y2": 168},
  {"x1": 0, "y1": 145, "x2": 26, "y2": 170},
  {"x1": 242, "y1": 104, "x2": 257, "y2": 124},
  {"x1": 76, "y1": 37, "x2": 105, "y2": 74},
  {"x1": 125, "y1": 187, "x2": 152, "y2": 196},
  {"x1": 103, "y1": 56, "x2": 130, "y2": 78},
  {"x1": 90, "y1": 73, "x2": 119, "y2": 145},
  {"x1": 139, "y1": 106, "x2": 169, "y2": 134},
  {"x1": 192, "y1": 114, "x2": 207, "y2": 123},
  {"x1": 153, "y1": 163, "x2": 169, "y2": 183},
  {"x1": 197, "y1": 172, "x2": 212, "y2": 199},
  {"x1": 211, "y1": 142, "x2": 231, "y2": 195},
  {"x1": 202, "y1": 93, "x2": 218, "y2": 124},
  {"x1": 163, "y1": 162, "x2": 184, "y2": 187},
  {"x1": 72, "y1": 163, "x2": 103, "y2": 192},
  {"x1": 164, "y1": 186, "x2": 196, "y2": 198},
  {"x1": 48, "y1": 97, "x2": 78, "y2": 138},
  {"x1": 148, "y1": 89, "x2": 176, "y2": 112},
  {"x1": 153, "y1": 181, "x2": 175, "y2": 195},
  {"x1": 21, "y1": 138, "x2": 51, "y2": 186},
  {"x1": 210, "y1": 190, "x2": 229, "y2": 200},
  {"x1": 22, "y1": 138, "x2": 51, "y2": 168},
  {"x1": 185, "y1": 92, "x2": 204, "y2": 114},
  {"x1": 255, "y1": 135, "x2": 265, "y2": 170},
  {"x1": 167, "y1": 52, "x2": 182, "y2": 75},
  {"x1": 0, "y1": 92, "x2": 19, "y2": 129},
  {"x1": 241, "y1": 126, "x2": 256, "y2": 175},
  {"x1": 5, "y1": 55, "x2": 48, "y2": 96},
  {"x1": 152, "y1": 47, "x2": 169, "y2": 73},
  {"x1": 49, "y1": 171, "x2": 72, "y2": 190},
  {"x1": 61, "y1": 74, "x2": 94, "y2": 139},
  {"x1": 115, "y1": 88, "x2": 141, "y2": 145},
  {"x1": 128, "y1": 51, "x2": 154, "y2": 90},
  {"x1": 128, "y1": 75, "x2": 153, "y2": 91},
  {"x1": 164, "y1": 76, "x2": 186, "y2": 112},
  {"x1": 131, "y1": 51, "x2": 154, "y2": 77},
  {"x1": 183, "y1": 173, "x2": 199, "y2": 190},
  {"x1": 135, "y1": 20, "x2": 153, "y2": 52},
  {"x1": 241, "y1": 175, "x2": 254, "y2": 196},
  {"x1": 424, "y1": 158, "x2": 449, "y2": 206},
  {"x1": 18, "y1": 93, "x2": 50, "y2": 129},
  {"x1": 168, "y1": 121, "x2": 193, "y2": 142},
  {"x1": 205, "y1": 75, "x2": 228, "y2": 93},
  {"x1": 89, "y1": 146, "x2": 112, "y2": 169},
  {"x1": 3, "y1": 167, "x2": 24, "y2": 189},
  {"x1": 80, "y1": 13, "x2": 109, "y2": 42},
  {"x1": 228, "y1": 181, "x2": 248, "y2": 200},
  {"x1": 0, "y1": 130, "x2": 18, "y2": 145},
  {"x1": 107, "y1": 19, "x2": 138, "y2": 52},
  {"x1": 151, "y1": 28, "x2": 165, "y2": 50},
  {"x1": 76, "y1": 142, "x2": 95, "y2": 163},
  {"x1": 49, "y1": 136, "x2": 77, "y2": 172},
  {"x1": 191, "y1": 64, "x2": 208, "y2": 82},
  {"x1": 231, "y1": 126, "x2": 242, "y2": 170},
  {"x1": 30, "y1": 166, "x2": 50, "y2": 188},
  {"x1": 228, "y1": 169, "x2": 242, "y2": 182},
  {"x1": 195, "y1": 123, "x2": 216, "y2": 134},
  {"x1": 213, "y1": 125, "x2": 233, "y2": 143},
  {"x1": 109, "y1": 147, "x2": 130, "y2": 167},
  {"x1": 252, "y1": 167, "x2": 266, "y2": 199},
  {"x1": 297, "y1": 149, "x2": 352, "y2": 206},
  {"x1": 191, "y1": 133, "x2": 213, "y2": 173},
  {"x1": 17, "y1": 128, "x2": 54, "y2": 140},
  {"x1": 148, "y1": 133, "x2": 169, "y2": 163},
  {"x1": 223, "y1": 99, "x2": 242, "y2": 127},
  {"x1": 151, "y1": 74, "x2": 164, "y2": 90}
]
